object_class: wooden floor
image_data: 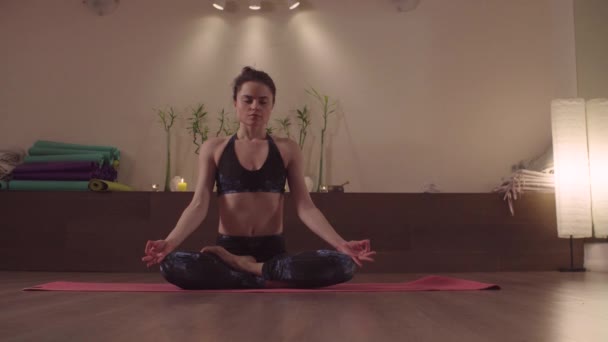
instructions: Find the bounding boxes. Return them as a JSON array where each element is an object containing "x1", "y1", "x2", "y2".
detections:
[{"x1": 1, "y1": 271, "x2": 607, "y2": 342}]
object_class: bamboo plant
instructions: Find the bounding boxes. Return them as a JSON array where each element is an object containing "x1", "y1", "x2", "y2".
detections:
[
  {"x1": 157, "y1": 107, "x2": 177, "y2": 191},
  {"x1": 295, "y1": 105, "x2": 311, "y2": 150},
  {"x1": 266, "y1": 126, "x2": 275, "y2": 136},
  {"x1": 275, "y1": 117, "x2": 292, "y2": 138},
  {"x1": 306, "y1": 87, "x2": 336, "y2": 192},
  {"x1": 215, "y1": 108, "x2": 228, "y2": 137},
  {"x1": 186, "y1": 104, "x2": 210, "y2": 155},
  {"x1": 216, "y1": 109, "x2": 239, "y2": 137}
]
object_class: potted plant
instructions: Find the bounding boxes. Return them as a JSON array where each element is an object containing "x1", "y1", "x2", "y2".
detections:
[
  {"x1": 157, "y1": 107, "x2": 177, "y2": 191},
  {"x1": 215, "y1": 108, "x2": 239, "y2": 137},
  {"x1": 307, "y1": 87, "x2": 336, "y2": 192},
  {"x1": 186, "y1": 104, "x2": 210, "y2": 154},
  {"x1": 275, "y1": 117, "x2": 292, "y2": 138}
]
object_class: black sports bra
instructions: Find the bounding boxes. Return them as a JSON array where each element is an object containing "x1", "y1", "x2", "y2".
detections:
[{"x1": 215, "y1": 134, "x2": 287, "y2": 195}]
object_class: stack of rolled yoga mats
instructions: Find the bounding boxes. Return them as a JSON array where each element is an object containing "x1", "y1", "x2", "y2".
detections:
[{"x1": 2, "y1": 140, "x2": 132, "y2": 192}]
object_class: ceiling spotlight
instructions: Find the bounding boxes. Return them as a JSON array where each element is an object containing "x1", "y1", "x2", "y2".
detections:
[
  {"x1": 212, "y1": 0, "x2": 225, "y2": 10},
  {"x1": 287, "y1": 0, "x2": 300, "y2": 10},
  {"x1": 249, "y1": 0, "x2": 261, "y2": 10}
]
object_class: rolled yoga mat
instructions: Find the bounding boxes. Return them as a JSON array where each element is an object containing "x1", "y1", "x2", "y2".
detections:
[
  {"x1": 8, "y1": 180, "x2": 90, "y2": 191},
  {"x1": 92, "y1": 165, "x2": 118, "y2": 181},
  {"x1": 28, "y1": 147, "x2": 113, "y2": 165},
  {"x1": 0, "y1": 180, "x2": 8, "y2": 191},
  {"x1": 12, "y1": 161, "x2": 99, "y2": 173},
  {"x1": 24, "y1": 153, "x2": 107, "y2": 166},
  {"x1": 22, "y1": 276, "x2": 500, "y2": 293},
  {"x1": 33, "y1": 140, "x2": 120, "y2": 160},
  {"x1": 12, "y1": 166, "x2": 117, "y2": 182},
  {"x1": 12, "y1": 171, "x2": 97, "y2": 181},
  {"x1": 88, "y1": 179, "x2": 133, "y2": 192}
]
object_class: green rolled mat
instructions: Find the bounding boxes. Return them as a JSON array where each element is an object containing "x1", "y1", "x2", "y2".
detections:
[
  {"x1": 33, "y1": 140, "x2": 120, "y2": 160},
  {"x1": 0, "y1": 180, "x2": 8, "y2": 191},
  {"x1": 24, "y1": 153, "x2": 108, "y2": 166},
  {"x1": 88, "y1": 179, "x2": 133, "y2": 192},
  {"x1": 28, "y1": 147, "x2": 113, "y2": 164},
  {"x1": 8, "y1": 180, "x2": 90, "y2": 191}
]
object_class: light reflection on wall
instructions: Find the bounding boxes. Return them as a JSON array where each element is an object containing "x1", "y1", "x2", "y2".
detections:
[
  {"x1": 287, "y1": 11, "x2": 362, "y2": 90},
  {"x1": 168, "y1": 15, "x2": 230, "y2": 87}
]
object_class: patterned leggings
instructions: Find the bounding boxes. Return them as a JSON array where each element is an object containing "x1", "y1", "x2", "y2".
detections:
[{"x1": 160, "y1": 234, "x2": 356, "y2": 289}]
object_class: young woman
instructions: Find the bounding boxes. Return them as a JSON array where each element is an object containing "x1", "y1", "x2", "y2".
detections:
[{"x1": 142, "y1": 67, "x2": 375, "y2": 289}]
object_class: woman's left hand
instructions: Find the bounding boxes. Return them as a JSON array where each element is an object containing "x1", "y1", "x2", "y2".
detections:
[{"x1": 336, "y1": 239, "x2": 376, "y2": 267}]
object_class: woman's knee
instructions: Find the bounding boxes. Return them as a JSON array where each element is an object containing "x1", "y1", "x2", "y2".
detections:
[
  {"x1": 159, "y1": 251, "x2": 217, "y2": 289},
  {"x1": 160, "y1": 251, "x2": 264, "y2": 290},
  {"x1": 298, "y1": 250, "x2": 356, "y2": 284},
  {"x1": 159, "y1": 251, "x2": 181, "y2": 277},
  {"x1": 321, "y1": 250, "x2": 356, "y2": 282},
  {"x1": 159, "y1": 252, "x2": 191, "y2": 288}
]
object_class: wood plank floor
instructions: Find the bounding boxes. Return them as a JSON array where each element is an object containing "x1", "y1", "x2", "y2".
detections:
[{"x1": 1, "y1": 271, "x2": 607, "y2": 342}]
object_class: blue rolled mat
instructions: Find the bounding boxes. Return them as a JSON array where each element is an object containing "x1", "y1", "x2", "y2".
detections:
[
  {"x1": 24, "y1": 153, "x2": 108, "y2": 166},
  {"x1": 27, "y1": 147, "x2": 113, "y2": 165},
  {"x1": 33, "y1": 140, "x2": 120, "y2": 160}
]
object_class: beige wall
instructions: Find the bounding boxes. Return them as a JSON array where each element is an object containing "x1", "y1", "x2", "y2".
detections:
[
  {"x1": 574, "y1": 0, "x2": 608, "y2": 98},
  {"x1": 0, "y1": 0, "x2": 577, "y2": 192}
]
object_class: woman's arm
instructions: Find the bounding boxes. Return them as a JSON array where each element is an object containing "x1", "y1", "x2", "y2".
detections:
[
  {"x1": 285, "y1": 140, "x2": 376, "y2": 266},
  {"x1": 163, "y1": 138, "x2": 220, "y2": 248},
  {"x1": 285, "y1": 140, "x2": 346, "y2": 248},
  {"x1": 142, "y1": 138, "x2": 223, "y2": 266}
]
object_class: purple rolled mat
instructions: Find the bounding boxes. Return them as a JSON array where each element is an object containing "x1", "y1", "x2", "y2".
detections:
[
  {"x1": 12, "y1": 171, "x2": 95, "y2": 181},
  {"x1": 93, "y1": 165, "x2": 118, "y2": 181},
  {"x1": 12, "y1": 161, "x2": 99, "y2": 174},
  {"x1": 11, "y1": 168, "x2": 117, "y2": 181}
]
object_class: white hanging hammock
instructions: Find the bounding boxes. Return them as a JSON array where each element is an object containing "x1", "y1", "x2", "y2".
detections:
[{"x1": 493, "y1": 168, "x2": 555, "y2": 216}]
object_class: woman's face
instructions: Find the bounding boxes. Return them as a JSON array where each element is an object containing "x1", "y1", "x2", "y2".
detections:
[{"x1": 234, "y1": 81, "x2": 274, "y2": 129}]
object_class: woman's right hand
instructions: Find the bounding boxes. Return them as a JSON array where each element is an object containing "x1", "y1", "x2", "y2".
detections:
[
  {"x1": 141, "y1": 240, "x2": 174, "y2": 267},
  {"x1": 336, "y1": 239, "x2": 376, "y2": 267}
]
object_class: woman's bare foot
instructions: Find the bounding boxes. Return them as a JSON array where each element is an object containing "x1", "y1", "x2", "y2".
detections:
[{"x1": 201, "y1": 246, "x2": 263, "y2": 276}]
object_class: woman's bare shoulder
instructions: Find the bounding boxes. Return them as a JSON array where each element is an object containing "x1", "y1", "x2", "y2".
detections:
[
  {"x1": 272, "y1": 136, "x2": 298, "y2": 149},
  {"x1": 198, "y1": 137, "x2": 231, "y2": 163},
  {"x1": 272, "y1": 136, "x2": 300, "y2": 165},
  {"x1": 205, "y1": 136, "x2": 230, "y2": 148}
]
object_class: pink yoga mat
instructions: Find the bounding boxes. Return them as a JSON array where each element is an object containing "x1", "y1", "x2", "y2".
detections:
[{"x1": 22, "y1": 276, "x2": 499, "y2": 293}]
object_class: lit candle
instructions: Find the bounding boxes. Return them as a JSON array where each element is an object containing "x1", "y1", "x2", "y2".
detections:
[{"x1": 177, "y1": 178, "x2": 187, "y2": 192}]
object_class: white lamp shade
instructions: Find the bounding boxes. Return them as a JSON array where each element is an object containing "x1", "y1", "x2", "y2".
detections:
[
  {"x1": 586, "y1": 99, "x2": 608, "y2": 238},
  {"x1": 551, "y1": 98, "x2": 593, "y2": 238}
]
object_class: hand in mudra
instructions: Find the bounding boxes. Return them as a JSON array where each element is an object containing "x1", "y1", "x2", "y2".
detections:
[
  {"x1": 141, "y1": 240, "x2": 175, "y2": 267},
  {"x1": 336, "y1": 239, "x2": 376, "y2": 267}
]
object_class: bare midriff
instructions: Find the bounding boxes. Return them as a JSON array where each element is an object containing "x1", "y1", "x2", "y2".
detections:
[{"x1": 217, "y1": 192, "x2": 285, "y2": 236}]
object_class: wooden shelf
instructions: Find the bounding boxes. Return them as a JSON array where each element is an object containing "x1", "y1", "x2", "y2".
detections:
[{"x1": 0, "y1": 192, "x2": 582, "y2": 272}]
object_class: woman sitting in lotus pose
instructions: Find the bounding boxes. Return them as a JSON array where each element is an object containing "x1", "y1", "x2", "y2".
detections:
[{"x1": 142, "y1": 66, "x2": 375, "y2": 289}]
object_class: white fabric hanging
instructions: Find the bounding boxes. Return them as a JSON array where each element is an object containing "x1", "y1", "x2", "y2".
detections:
[{"x1": 0, "y1": 149, "x2": 25, "y2": 180}]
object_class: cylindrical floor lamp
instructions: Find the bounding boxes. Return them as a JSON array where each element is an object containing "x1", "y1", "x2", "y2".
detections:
[
  {"x1": 551, "y1": 98, "x2": 592, "y2": 272},
  {"x1": 586, "y1": 99, "x2": 608, "y2": 239}
]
